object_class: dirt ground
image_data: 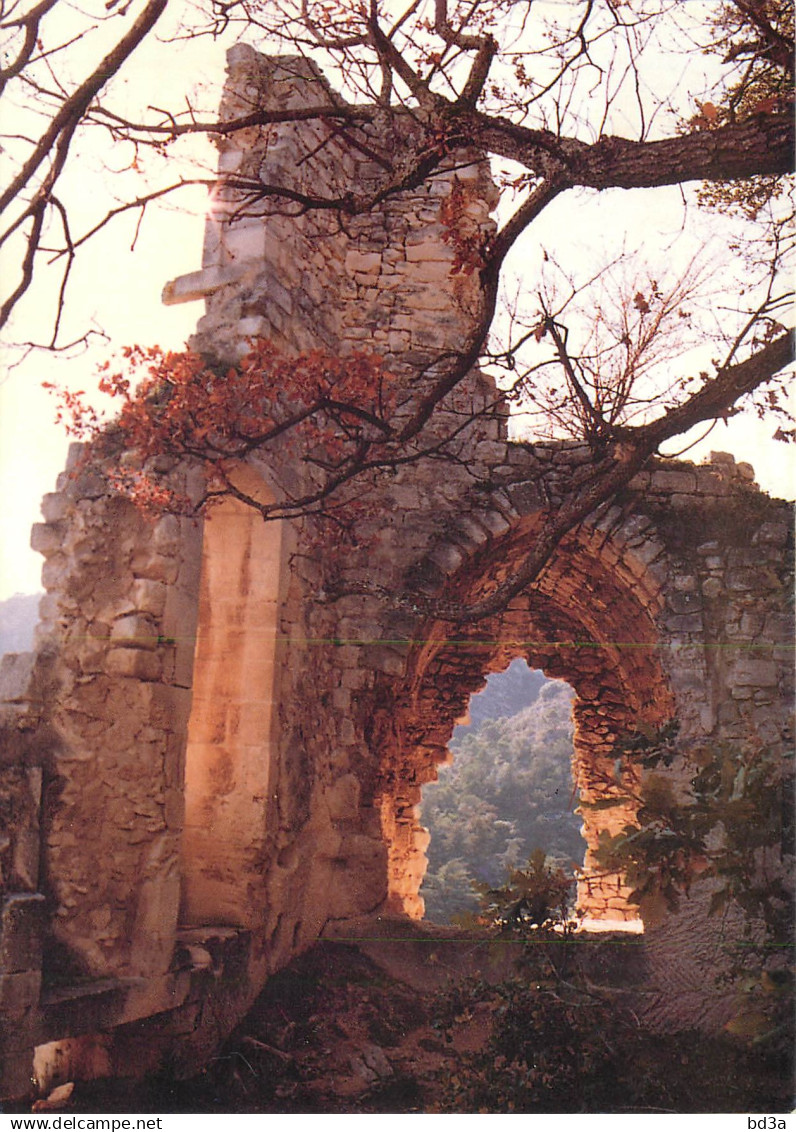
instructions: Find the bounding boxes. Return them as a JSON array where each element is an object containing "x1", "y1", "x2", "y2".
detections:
[{"x1": 27, "y1": 918, "x2": 796, "y2": 1114}]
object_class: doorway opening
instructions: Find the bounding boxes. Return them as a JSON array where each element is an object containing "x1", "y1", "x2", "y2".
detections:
[
  {"x1": 373, "y1": 513, "x2": 674, "y2": 931},
  {"x1": 419, "y1": 659, "x2": 582, "y2": 925}
]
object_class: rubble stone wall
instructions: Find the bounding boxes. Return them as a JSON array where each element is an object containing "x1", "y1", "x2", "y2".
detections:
[{"x1": 1, "y1": 46, "x2": 792, "y2": 1100}]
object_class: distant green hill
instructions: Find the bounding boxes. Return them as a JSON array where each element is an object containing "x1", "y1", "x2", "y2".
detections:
[
  {"x1": 420, "y1": 660, "x2": 583, "y2": 923},
  {"x1": 460, "y1": 661, "x2": 547, "y2": 729},
  {"x1": 0, "y1": 592, "x2": 41, "y2": 656}
]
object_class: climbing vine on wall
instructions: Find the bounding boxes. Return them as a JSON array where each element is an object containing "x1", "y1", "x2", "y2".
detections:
[
  {"x1": 595, "y1": 723, "x2": 794, "y2": 1047},
  {"x1": 594, "y1": 725, "x2": 794, "y2": 934}
]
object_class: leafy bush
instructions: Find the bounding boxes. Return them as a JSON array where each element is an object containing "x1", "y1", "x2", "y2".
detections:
[
  {"x1": 430, "y1": 974, "x2": 628, "y2": 1112},
  {"x1": 594, "y1": 726, "x2": 793, "y2": 934},
  {"x1": 594, "y1": 724, "x2": 794, "y2": 1050},
  {"x1": 430, "y1": 968, "x2": 794, "y2": 1113},
  {"x1": 476, "y1": 848, "x2": 577, "y2": 934}
]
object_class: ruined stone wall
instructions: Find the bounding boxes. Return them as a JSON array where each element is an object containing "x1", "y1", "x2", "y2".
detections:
[
  {"x1": 167, "y1": 47, "x2": 499, "y2": 413},
  {"x1": 159, "y1": 44, "x2": 512, "y2": 961},
  {"x1": 0, "y1": 452, "x2": 205, "y2": 1095},
  {"x1": 32, "y1": 455, "x2": 203, "y2": 981},
  {"x1": 364, "y1": 451, "x2": 793, "y2": 930},
  {"x1": 1, "y1": 46, "x2": 792, "y2": 1100}
]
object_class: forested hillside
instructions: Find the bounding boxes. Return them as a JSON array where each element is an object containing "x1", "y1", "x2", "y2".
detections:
[{"x1": 420, "y1": 661, "x2": 583, "y2": 923}]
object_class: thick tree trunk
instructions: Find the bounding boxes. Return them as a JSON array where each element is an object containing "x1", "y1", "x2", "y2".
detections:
[{"x1": 469, "y1": 110, "x2": 794, "y2": 188}]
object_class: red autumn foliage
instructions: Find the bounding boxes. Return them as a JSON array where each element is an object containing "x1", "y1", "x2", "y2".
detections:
[
  {"x1": 46, "y1": 339, "x2": 393, "y2": 520},
  {"x1": 439, "y1": 179, "x2": 490, "y2": 276}
]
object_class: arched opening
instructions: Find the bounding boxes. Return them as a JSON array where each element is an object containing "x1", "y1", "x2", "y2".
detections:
[
  {"x1": 180, "y1": 481, "x2": 283, "y2": 928},
  {"x1": 419, "y1": 660, "x2": 582, "y2": 925},
  {"x1": 372, "y1": 511, "x2": 675, "y2": 929}
]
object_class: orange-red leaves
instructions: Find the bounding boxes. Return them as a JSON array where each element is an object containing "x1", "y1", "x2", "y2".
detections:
[
  {"x1": 45, "y1": 338, "x2": 394, "y2": 518},
  {"x1": 440, "y1": 179, "x2": 489, "y2": 276}
]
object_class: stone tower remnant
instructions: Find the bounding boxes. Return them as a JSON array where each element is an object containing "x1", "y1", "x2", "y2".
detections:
[{"x1": 1, "y1": 47, "x2": 792, "y2": 1100}]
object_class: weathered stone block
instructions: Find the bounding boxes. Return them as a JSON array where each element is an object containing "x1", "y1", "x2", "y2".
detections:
[
  {"x1": 361, "y1": 645, "x2": 405, "y2": 676},
  {"x1": 753, "y1": 521, "x2": 790, "y2": 546},
  {"x1": 0, "y1": 970, "x2": 40, "y2": 1017},
  {"x1": 763, "y1": 612, "x2": 794, "y2": 642},
  {"x1": 162, "y1": 263, "x2": 245, "y2": 305},
  {"x1": 668, "y1": 591, "x2": 702, "y2": 615},
  {"x1": 236, "y1": 315, "x2": 270, "y2": 339},
  {"x1": 332, "y1": 687, "x2": 350, "y2": 710},
  {"x1": 0, "y1": 1039, "x2": 36, "y2": 1100},
  {"x1": 11, "y1": 807, "x2": 41, "y2": 892},
  {"x1": 627, "y1": 538, "x2": 664, "y2": 568},
  {"x1": 150, "y1": 515, "x2": 180, "y2": 556},
  {"x1": 732, "y1": 656, "x2": 778, "y2": 687},
  {"x1": 40, "y1": 554, "x2": 69, "y2": 591},
  {"x1": 739, "y1": 612, "x2": 763, "y2": 636},
  {"x1": 476, "y1": 509, "x2": 511, "y2": 537},
  {"x1": 224, "y1": 222, "x2": 268, "y2": 263},
  {"x1": 39, "y1": 493, "x2": 69, "y2": 522},
  {"x1": 651, "y1": 470, "x2": 696, "y2": 493},
  {"x1": 31, "y1": 520, "x2": 66, "y2": 558},
  {"x1": 726, "y1": 569, "x2": 755, "y2": 592},
  {"x1": 164, "y1": 789, "x2": 184, "y2": 830},
  {"x1": 111, "y1": 615, "x2": 159, "y2": 650},
  {"x1": 345, "y1": 249, "x2": 381, "y2": 275},
  {"x1": 105, "y1": 649, "x2": 162, "y2": 682},
  {"x1": 665, "y1": 613, "x2": 703, "y2": 633},
  {"x1": 130, "y1": 549, "x2": 179, "y2": 584},
  {"x1": 404, "y1": 238, "x2": 455, "y2": 263},
  {"x1": 132, "y1": 579, "x2": 168, "y2": 618},
  {"x1": 429, "y1": 543, "x2": 463, "y2": 575},
  {"x1": 327, "y1": 773, "x2": 361, "y2": 822},
  {"x1": 0, "y1": 653, "x2": 35, "y2": 705},
  {"x1": 673, "y1": 575, "x2": 697, "y2": 592}
]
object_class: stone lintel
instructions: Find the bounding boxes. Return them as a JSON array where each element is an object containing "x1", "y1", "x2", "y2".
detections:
[{"x1": 162, "y1": 264, "x2": 246, "y2": 306}]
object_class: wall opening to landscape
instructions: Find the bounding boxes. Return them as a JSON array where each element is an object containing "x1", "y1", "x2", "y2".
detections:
[
  {"x1": 180, "y1": 487, "x2": 283, "y2": 928},
  {"x1": 373, "y1": 513, "x2": 676, "y2": 925},
  {"x1": 419, "y1": 660, "x2": 582, "y2": 924}
]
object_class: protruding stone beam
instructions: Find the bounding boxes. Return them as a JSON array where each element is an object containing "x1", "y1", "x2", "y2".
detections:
[{"x1": 162, "y1": 264, "x2": 247, "y2": 306}]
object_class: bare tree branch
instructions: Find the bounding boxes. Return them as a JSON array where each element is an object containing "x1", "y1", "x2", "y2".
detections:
[{"x1": 0, "y1": 0, "x2": 168, "y2": 219}]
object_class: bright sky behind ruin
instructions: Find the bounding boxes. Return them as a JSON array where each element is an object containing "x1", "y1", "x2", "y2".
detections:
[{"x1": 0, "y1": 1, "x2": 793, "y2": 601}]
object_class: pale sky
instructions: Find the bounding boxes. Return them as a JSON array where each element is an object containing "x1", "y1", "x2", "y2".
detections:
[
  {"x1": 0, "y1": 186, "x2": 207, "y2": 598},
  {"x1": 1, "y1": 4, "x2": 793, "y2": 601},
  {"x1": 0, "y1": 9, "x2": 219, "y2": 600}
]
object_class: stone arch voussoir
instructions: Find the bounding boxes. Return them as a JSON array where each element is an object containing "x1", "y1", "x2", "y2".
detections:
[{"x1": 372, "y1": 498, "x2": 676, "y2": 924}]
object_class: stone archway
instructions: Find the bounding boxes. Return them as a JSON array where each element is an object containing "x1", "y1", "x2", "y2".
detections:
[
  {"x1": 418, "y1": 659, "x2": 583, "y2": 925},
  {"x1": 371, "y1": 509, "x2": 675, "y2": 924}
]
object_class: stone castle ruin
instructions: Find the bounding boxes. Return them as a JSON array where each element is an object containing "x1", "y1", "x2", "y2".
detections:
[{"x1": 1, "y1": 48, "x2": 793, "y2": 1101}]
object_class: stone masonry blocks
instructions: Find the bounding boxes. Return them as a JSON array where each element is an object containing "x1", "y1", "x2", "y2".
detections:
[{"x1": 1, "y1": 46, "x2": 793, "y2": 1103}]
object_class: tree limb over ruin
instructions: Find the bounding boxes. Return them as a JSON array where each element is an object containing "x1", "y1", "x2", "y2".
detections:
[
  {"x1": 1, "y1": 1, "x2": 793, "y2": 338},
  {"x1": 6, "y1": 1, "x2": 795, "y2": 627}
]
